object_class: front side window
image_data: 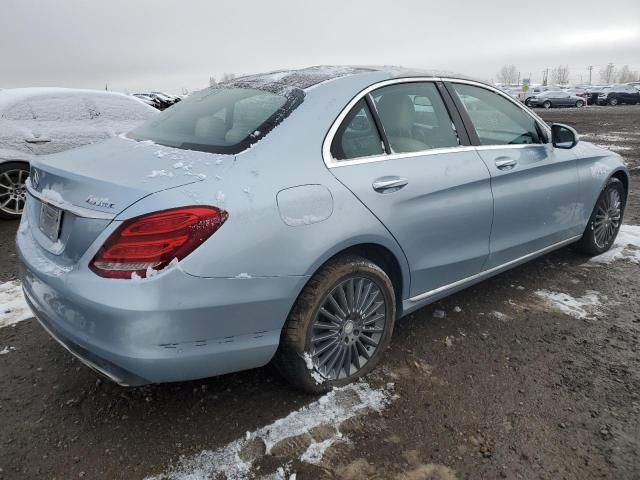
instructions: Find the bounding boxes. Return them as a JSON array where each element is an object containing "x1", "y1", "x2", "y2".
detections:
[
  {"x1": 372, "y1": 82, "x2": 460, "y2": 153},
  {"x1": 331, "y1": 100, "x2": 384, "y2": 160},
  {"x1": 452, "y1": 83, "x2": 542, "y2": 145},
  {"x1": 128, "y1": 85, "x2": 303, "y2": 154}
]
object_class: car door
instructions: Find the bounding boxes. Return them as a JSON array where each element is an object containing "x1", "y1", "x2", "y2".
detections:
[
  {"x1": 327, "y1": 80, "x2": 493, "y2": 298},
  {"x1": 447, "y1": 81, "x2": 582, "y2": 269},
  {"x1": 24, "y1": 94, "x2": 96, "y2": 155}
]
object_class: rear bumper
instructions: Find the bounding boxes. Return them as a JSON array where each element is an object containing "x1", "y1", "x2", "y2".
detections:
[{"x1": 17, "y1": 228, "x2": 307, "y2": 386}]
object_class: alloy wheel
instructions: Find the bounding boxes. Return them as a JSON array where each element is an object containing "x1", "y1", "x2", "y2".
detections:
[
  {"x1": 309, "y1": 276, "x2": 387, "y2": 381},
  {"x1": 593, "y1": 188, "x2": 621, "y2": 248},
  {"x1": 0, "y1": 169, "x2": 28, "y2": 216}
]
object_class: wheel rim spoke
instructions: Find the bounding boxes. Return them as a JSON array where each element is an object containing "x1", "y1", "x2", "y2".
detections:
[
  {"x1": 309, "y1": 276, "x2": 387, "y2": 381},
  {"x1": 0, "y1": 169, "x2": 28, "y2": 215},
  {"x1": 593, "y1": 188, "x2": 622, "y2": 248}
]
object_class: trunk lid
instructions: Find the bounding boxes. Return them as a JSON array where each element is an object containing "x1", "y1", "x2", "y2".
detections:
[
  {"x1": 25, "y1": 136, "x2": 231, "y2": 263},
  {"x1": 29, "y1": 136, "x2": 225, "y2": 217}
]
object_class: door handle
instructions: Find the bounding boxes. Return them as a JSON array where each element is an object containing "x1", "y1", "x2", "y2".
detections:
[
  {"x1": 372, "y1": 176, "x2": 408, "y2": 193},
  {"x1": 25, "y1": 136, "x2": 51, "y2": 143},
  {"x1": 495, "y1": 158, "x2": 517, "y2": 170}
]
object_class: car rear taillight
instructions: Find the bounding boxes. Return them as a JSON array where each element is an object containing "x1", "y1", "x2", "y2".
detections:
[{"x1": 90, "y1": 206, "x2": 228, "y2": 279}]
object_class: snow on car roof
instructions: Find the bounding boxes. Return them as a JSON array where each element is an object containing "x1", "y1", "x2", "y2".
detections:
[
  {"x1": 224, "y1": 65, "x2": 479, "y2": 91},
  {"x1": 0, "y1": 87, "x2": 153, "y2": 113}
]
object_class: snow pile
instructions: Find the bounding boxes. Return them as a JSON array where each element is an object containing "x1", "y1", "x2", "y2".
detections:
[
  {"x1": 589, "y1": 225, "x2": 640, "y2": 265},
  {"x1": 535, "y1": 289, "x2": 604, "y2": 320},
  {"x1": 146, "y1": 382, "x2": 395, "y2": 480},
  {"x1": 303, "y1": 352, "x2": 326, "y2": 384},
  {"x1": 0, "y1": 346, "x2": 16, "y2": 355},
  {"x1": 0, "y1": 280, "x2": 32, "y2": 328}
]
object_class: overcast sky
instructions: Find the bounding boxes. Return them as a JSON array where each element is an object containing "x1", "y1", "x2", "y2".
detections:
[{"x1": 1, "y1": 0, "x2": 639, "y2": 93}]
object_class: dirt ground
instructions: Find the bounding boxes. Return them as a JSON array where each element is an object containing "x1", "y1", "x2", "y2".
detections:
[{"x1": 1, "y1": 105, "x2": 639, "y2": 480}]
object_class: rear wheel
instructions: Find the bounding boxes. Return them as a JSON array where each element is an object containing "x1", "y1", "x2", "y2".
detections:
[
  {"x1": 543, "y1": 101, "x2": 552, "y2": 109},
  {"x1": 274, "y1": 255, "x2": 396, "y2": 393},
  {"x1": 575, "y1": 100, "x2": 584, "y2": 108},
  {"x1": 577, "y1": 177, "x2": 626, "y2": 255},
  {"x1": 0, "y1": 162, "x2": 29, "y2": 220},
  {"x1": 608, "y1": 97, "x2": 619, "y2": 106}
]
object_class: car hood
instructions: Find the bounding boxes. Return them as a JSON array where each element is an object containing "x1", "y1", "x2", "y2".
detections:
[{"x1": 28, "y1": 135, "x2": 232, "y2": 218}]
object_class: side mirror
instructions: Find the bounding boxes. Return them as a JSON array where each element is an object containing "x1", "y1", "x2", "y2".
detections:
[{"x1": 551, "y1": 123, "x2": 578, "y2": 149}]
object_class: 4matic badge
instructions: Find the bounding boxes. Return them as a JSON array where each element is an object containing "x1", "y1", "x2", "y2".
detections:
[{"x1": 86, "y1": 195, "x2": 115, "y2": 209}]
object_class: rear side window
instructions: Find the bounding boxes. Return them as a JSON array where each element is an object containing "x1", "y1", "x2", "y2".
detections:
[
  {"x1": 372, "y1": 82, "x2": 460, "y2": 153},
  {"x1": 451, "y1": 83, "x2": 542, "y2": 146},
  {"x1": 8, "y1": 96, "x2": 91, "y2": 121},
  {"x1": 331, "y1": 100, "x2": 384, "y2": 160},
  {"x1": 128, "y1": 86, "x2": 304, "y2": 154}
]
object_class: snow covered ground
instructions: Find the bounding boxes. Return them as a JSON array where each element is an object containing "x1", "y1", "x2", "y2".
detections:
[
  {"x1": 0, "y1": 280, "x2": 31, "y2": 329},
  {"x1": 588, "y1": 224, "x2": 640, "y2": 265},
  {"x1": 147, "y1": 382, "x2": 396, "y2": 480}
]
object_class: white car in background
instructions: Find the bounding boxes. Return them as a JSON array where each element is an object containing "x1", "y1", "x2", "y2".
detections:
[{"x1": 0, "y1": 88, "x2": 158, "y2": 219}]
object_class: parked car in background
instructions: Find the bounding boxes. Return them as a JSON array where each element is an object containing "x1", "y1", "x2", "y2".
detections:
[
  {"x1": 563, "y1": 87, "x2": 586, "y2": 99},
  {"x1": 17, "y1": 66, "x2": 628, "y2": 393},
  {"x1": 597, "y1": 85, "x2": 640, "y2": 106},
  {"x1": 0, "y1": 88, "x2": 158, "y2": 218},
  {"x1": 145, "y1": 92, "x2": 181, "y2": 110},
  {"x1": 584, "y1": 86, "x2": 608, "y2": 105},
  {"x1": 527, "y1": 90, "x2": 585, "y2": 108},
  {"x1": 133, "y1": 93, "x2": 163, "y2": 109}
]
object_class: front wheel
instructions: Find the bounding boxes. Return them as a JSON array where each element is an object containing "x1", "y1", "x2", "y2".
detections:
[
  {"x1": 0, "y1": 162, "x2": 30, "y2": 220},
  {"x1": 274, "y1": 255, "x2": 396, "y2": 393},
  {"x1": 575, "y1": 100, "x2": 584, "y2": 108},
  {"x1": 608, "y1": 97, "x2": 619, "y2": 106},
  {"x1": 543, "y1": 101, "x2": 552, "y2": 109},
  {"x1": 577, "y1": 177, "x2": 626, "y2": 256}
]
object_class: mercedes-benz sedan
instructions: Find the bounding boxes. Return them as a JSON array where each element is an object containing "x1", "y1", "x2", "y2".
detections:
[{"x1": 17, "y1": 66, "x2": 629, "y2": 393}]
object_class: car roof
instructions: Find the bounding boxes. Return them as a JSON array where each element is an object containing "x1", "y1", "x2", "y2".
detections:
[
  {"x1": 225, "y1": 65, "x2": 483, "y2": 91},
  {"x1": 0, "y1": 87, "x2": 145, "y2": 113}
]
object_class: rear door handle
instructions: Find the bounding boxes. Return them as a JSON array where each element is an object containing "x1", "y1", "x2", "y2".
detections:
[
  {"x1": 495, "y1": 158, "x2": 517, "y2": 170},
  {"x1": 25, "y1": 136, "x2": 51, "y2": 143},
  {"x1": 372, "y1": 176, "x2": 408, "y2": 193}
]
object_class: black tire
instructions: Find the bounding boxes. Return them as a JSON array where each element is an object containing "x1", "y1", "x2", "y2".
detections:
[
  {"x1": 543, "y1": 101, "x2": 552, "y2": 109},
  {"x1": 524, "y1": 98, "x2": 532, "y2": 107},
  {"x1": 274, "y1": 255, "x2": 396, "y2": 394},
  {"x1": 0, "y1": 161, "x2": 30, "y2": 220},
  {"x1": 575, "y1": 100, "x2": 584, "y2": 108},
  {"x1": 608, "y1": 97, "x2": 618, "y2": 106},
  {"x1": 577, "y1": 177, "x2": 626, "y2": 256}
]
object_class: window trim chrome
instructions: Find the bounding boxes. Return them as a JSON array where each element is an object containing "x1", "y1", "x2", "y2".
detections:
[{"x1": 322, "y1": 76, "x2": 552, "y2": 169}]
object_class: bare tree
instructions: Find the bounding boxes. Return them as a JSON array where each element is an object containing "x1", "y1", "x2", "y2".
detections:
[
  {"x1": 599, "y1": 63, "x2": 615, "y2": 84},
  {"x1": 550, "y1": 65, "x2": 570, "y2": 85},
  {"x1": 616, "y1": 65, "x2": 638, "y2": 83},
  {"x1": 220, "y1": 73, "x2": 236, "y2": 82},
  {"x1": 496, "y1": 64, "x2": 518, "y2": 85},
  {"x1": 209, "y1": 76, "x2": 217, "y2": 87}
]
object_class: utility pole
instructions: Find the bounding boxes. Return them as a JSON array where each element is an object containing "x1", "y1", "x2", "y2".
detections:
[
  {"x1": 542, "y1": 69, "x2": 549, "y2": 86},
  {"x1": 517, "y1": 71, "x2": 521, "y2": 85},
  {"x1": 587, "y1": 65, "x2": 593, "y2": 85}
]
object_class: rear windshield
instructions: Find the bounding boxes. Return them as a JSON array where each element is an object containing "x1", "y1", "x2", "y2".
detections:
[{"x1": 127, "y1": 84, "x2": 304, "y2": 154}]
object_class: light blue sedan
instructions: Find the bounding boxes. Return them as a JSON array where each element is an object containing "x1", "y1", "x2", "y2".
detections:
[{"x1": 17, "y1": 66, "x2": 629, "y2": 393}]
